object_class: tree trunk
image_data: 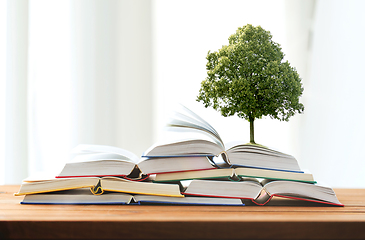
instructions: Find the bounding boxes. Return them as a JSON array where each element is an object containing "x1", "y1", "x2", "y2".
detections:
[{"x1": 249, "y1": 117, "x2": 255, "y2": 144}]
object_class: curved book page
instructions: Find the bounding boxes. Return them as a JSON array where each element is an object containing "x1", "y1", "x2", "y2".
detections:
[
  {"x1": 263, "y1": 181, "x2": 343, "y2": 206},
  {"x1": 226, "y1": 144, "x2": 302, "y2": 172},
  {"x1": 57, "y1": 160, "x2": 136, "y2": 178},
  {"x1": 15, "y1": 177, "x2": 100, "y2": 196},
  {"x1": 72, "y1": 144, "x2": 140, "y2": 163},
  {"x1": 183, "y1": 179, "x2": 262, "y2": 199},
  {"x1": 138, "y1": 156, "x2": 216, "y2": 175},
  {"x1": 71, "y1": 153, "x2": 134, "y2": 162},
  {"x1": 21, "y1": 189, "x2": 134, "y2": 205},
  {"x1": 166, "y1": 105, "x2": 224, "y2": 148},
  {"x1": 143, "y1": 139, "x2": 223, "y2": 157}
]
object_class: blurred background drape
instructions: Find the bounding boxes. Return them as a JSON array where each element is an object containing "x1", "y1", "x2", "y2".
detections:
[{"x1": 1, "y1": 0, "x2": 364, "y2": 187}]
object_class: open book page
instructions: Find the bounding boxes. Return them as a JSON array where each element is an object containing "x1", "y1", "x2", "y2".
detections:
[
  {"x1": 71, "y1": 153, "x2": 135, "y2": 163},
  {"x1": 58, "y1": 146, "x2": 139, "y2": 178},
  {"x1": 183, "y1": 179, "x2": 262, "y2": 199},
  {"x1": 21, "y1": 189, "x2": 135, "y2": 205},
  {"x1": 167, "y1": 104, "x2": 224, "y2": 148},
  {"x1": 143, "y1": 130, "x2": 224, "y2": 157},
  {"x1": 100, "y1": 177, "x2": 184, "y2": 197},
  {"x1": 224, "y1": 141, "x2": 249, "y2": 151},
  {"x1": 159, "y1": 129, "x2": 221, "y2": 145},
  {"x1": 226, "y1": 143, "x2": 302, "y2": 172},
  {"x1": 22, "y1": 171, "x2": 62, "y2": 183},
  {"x1": 163, "y1": 126, "x2": 223, "y2": 147},
  {"x1": 71, "y1": 144, "x2": 140, "y2": 164},
  {"x1": 263, "y1": 181, "x2": 343, "y2": 205},
  {"x1": 15, "y1": 177, "x2": 100, "y2": 196},
  {"x1": 226, "y1": 143, "x2": 294, "y2": 158}
]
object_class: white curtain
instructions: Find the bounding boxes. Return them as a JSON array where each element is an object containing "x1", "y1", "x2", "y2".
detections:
[
  {"x1": 295, "y1": 0, "x2": 365, "y2": 187},
  {"x1": 1, "y1": 0, "x2": 364, "y2": 187},
  {"x1": 1, "y1": 0, "x2": 154, "y2": 184},
  {"x1": 3, "y1": 0, "x2": 29, "y2": 184}
]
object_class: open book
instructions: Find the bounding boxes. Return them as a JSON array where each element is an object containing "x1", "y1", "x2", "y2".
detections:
[
  {"x1": 21, "y1": 189, "x2": 244, "y2": 206},
  {"x1": 143, "y1": 105, "x2": 302, "y2": 173},
  {"x1": 15, "y1": 175, "x2": 183, "y2": 197},
  {"x1": 183, "y1": 179, "x2": 343, "y2": 206},
  {"x1": 56, "y1": 144, "x2": 215, "y2": 178}
]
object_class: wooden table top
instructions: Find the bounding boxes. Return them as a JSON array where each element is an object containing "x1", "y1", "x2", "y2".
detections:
[{"x1": 1, "y1": 185, "x2": 365, "y2": 240}]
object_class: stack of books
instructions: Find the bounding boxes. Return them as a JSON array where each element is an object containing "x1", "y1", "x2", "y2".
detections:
[{"x1": 16, "y1": 107, "x2": 343, "y2": 206}]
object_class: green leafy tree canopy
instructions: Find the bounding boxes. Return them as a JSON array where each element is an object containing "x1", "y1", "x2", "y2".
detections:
[{"x1": 197, "y1": 24, "x2": 304, "y2": 144}]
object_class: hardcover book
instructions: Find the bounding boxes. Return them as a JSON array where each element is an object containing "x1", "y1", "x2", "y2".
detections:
[
  {"x1": 15, "y1": 176, "x2": 183, "y2": 197},
  {"x1": 183, "y1": 179, "x2": 343, "y2": 206}
]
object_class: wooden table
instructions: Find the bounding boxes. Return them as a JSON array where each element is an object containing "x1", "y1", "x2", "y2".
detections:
[{"x1": 1, "y1": 185, "x2": 365, "y2": 240}]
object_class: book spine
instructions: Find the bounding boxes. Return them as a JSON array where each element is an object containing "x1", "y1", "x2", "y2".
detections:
[
  {"x1": 120, "y1": 175, "x2": 150, "y2": 182},
  {"x1": 90, "y1": 179, "x2": 104, "y2": 195},
  {"x1": 251, "y1": 195, "x2": 273, "y2": 206}
]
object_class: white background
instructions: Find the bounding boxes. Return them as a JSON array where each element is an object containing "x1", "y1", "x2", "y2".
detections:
[{"x1": 1, "y1": 0, "x2": 364, "y2": 187}]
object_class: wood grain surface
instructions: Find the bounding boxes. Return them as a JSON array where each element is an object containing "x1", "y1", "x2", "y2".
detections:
[{"x1": 1, "y1": 185, "x2": 365, "y2": 239}]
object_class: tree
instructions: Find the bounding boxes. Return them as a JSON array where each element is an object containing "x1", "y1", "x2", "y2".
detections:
[{"x1": 197, "y1": 24, "x2": 304, "y2": 144}]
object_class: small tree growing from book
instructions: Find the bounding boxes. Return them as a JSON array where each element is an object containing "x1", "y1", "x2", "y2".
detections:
[{"x1": 197, "y1": 24, "x2": 304, "y2": 144}]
